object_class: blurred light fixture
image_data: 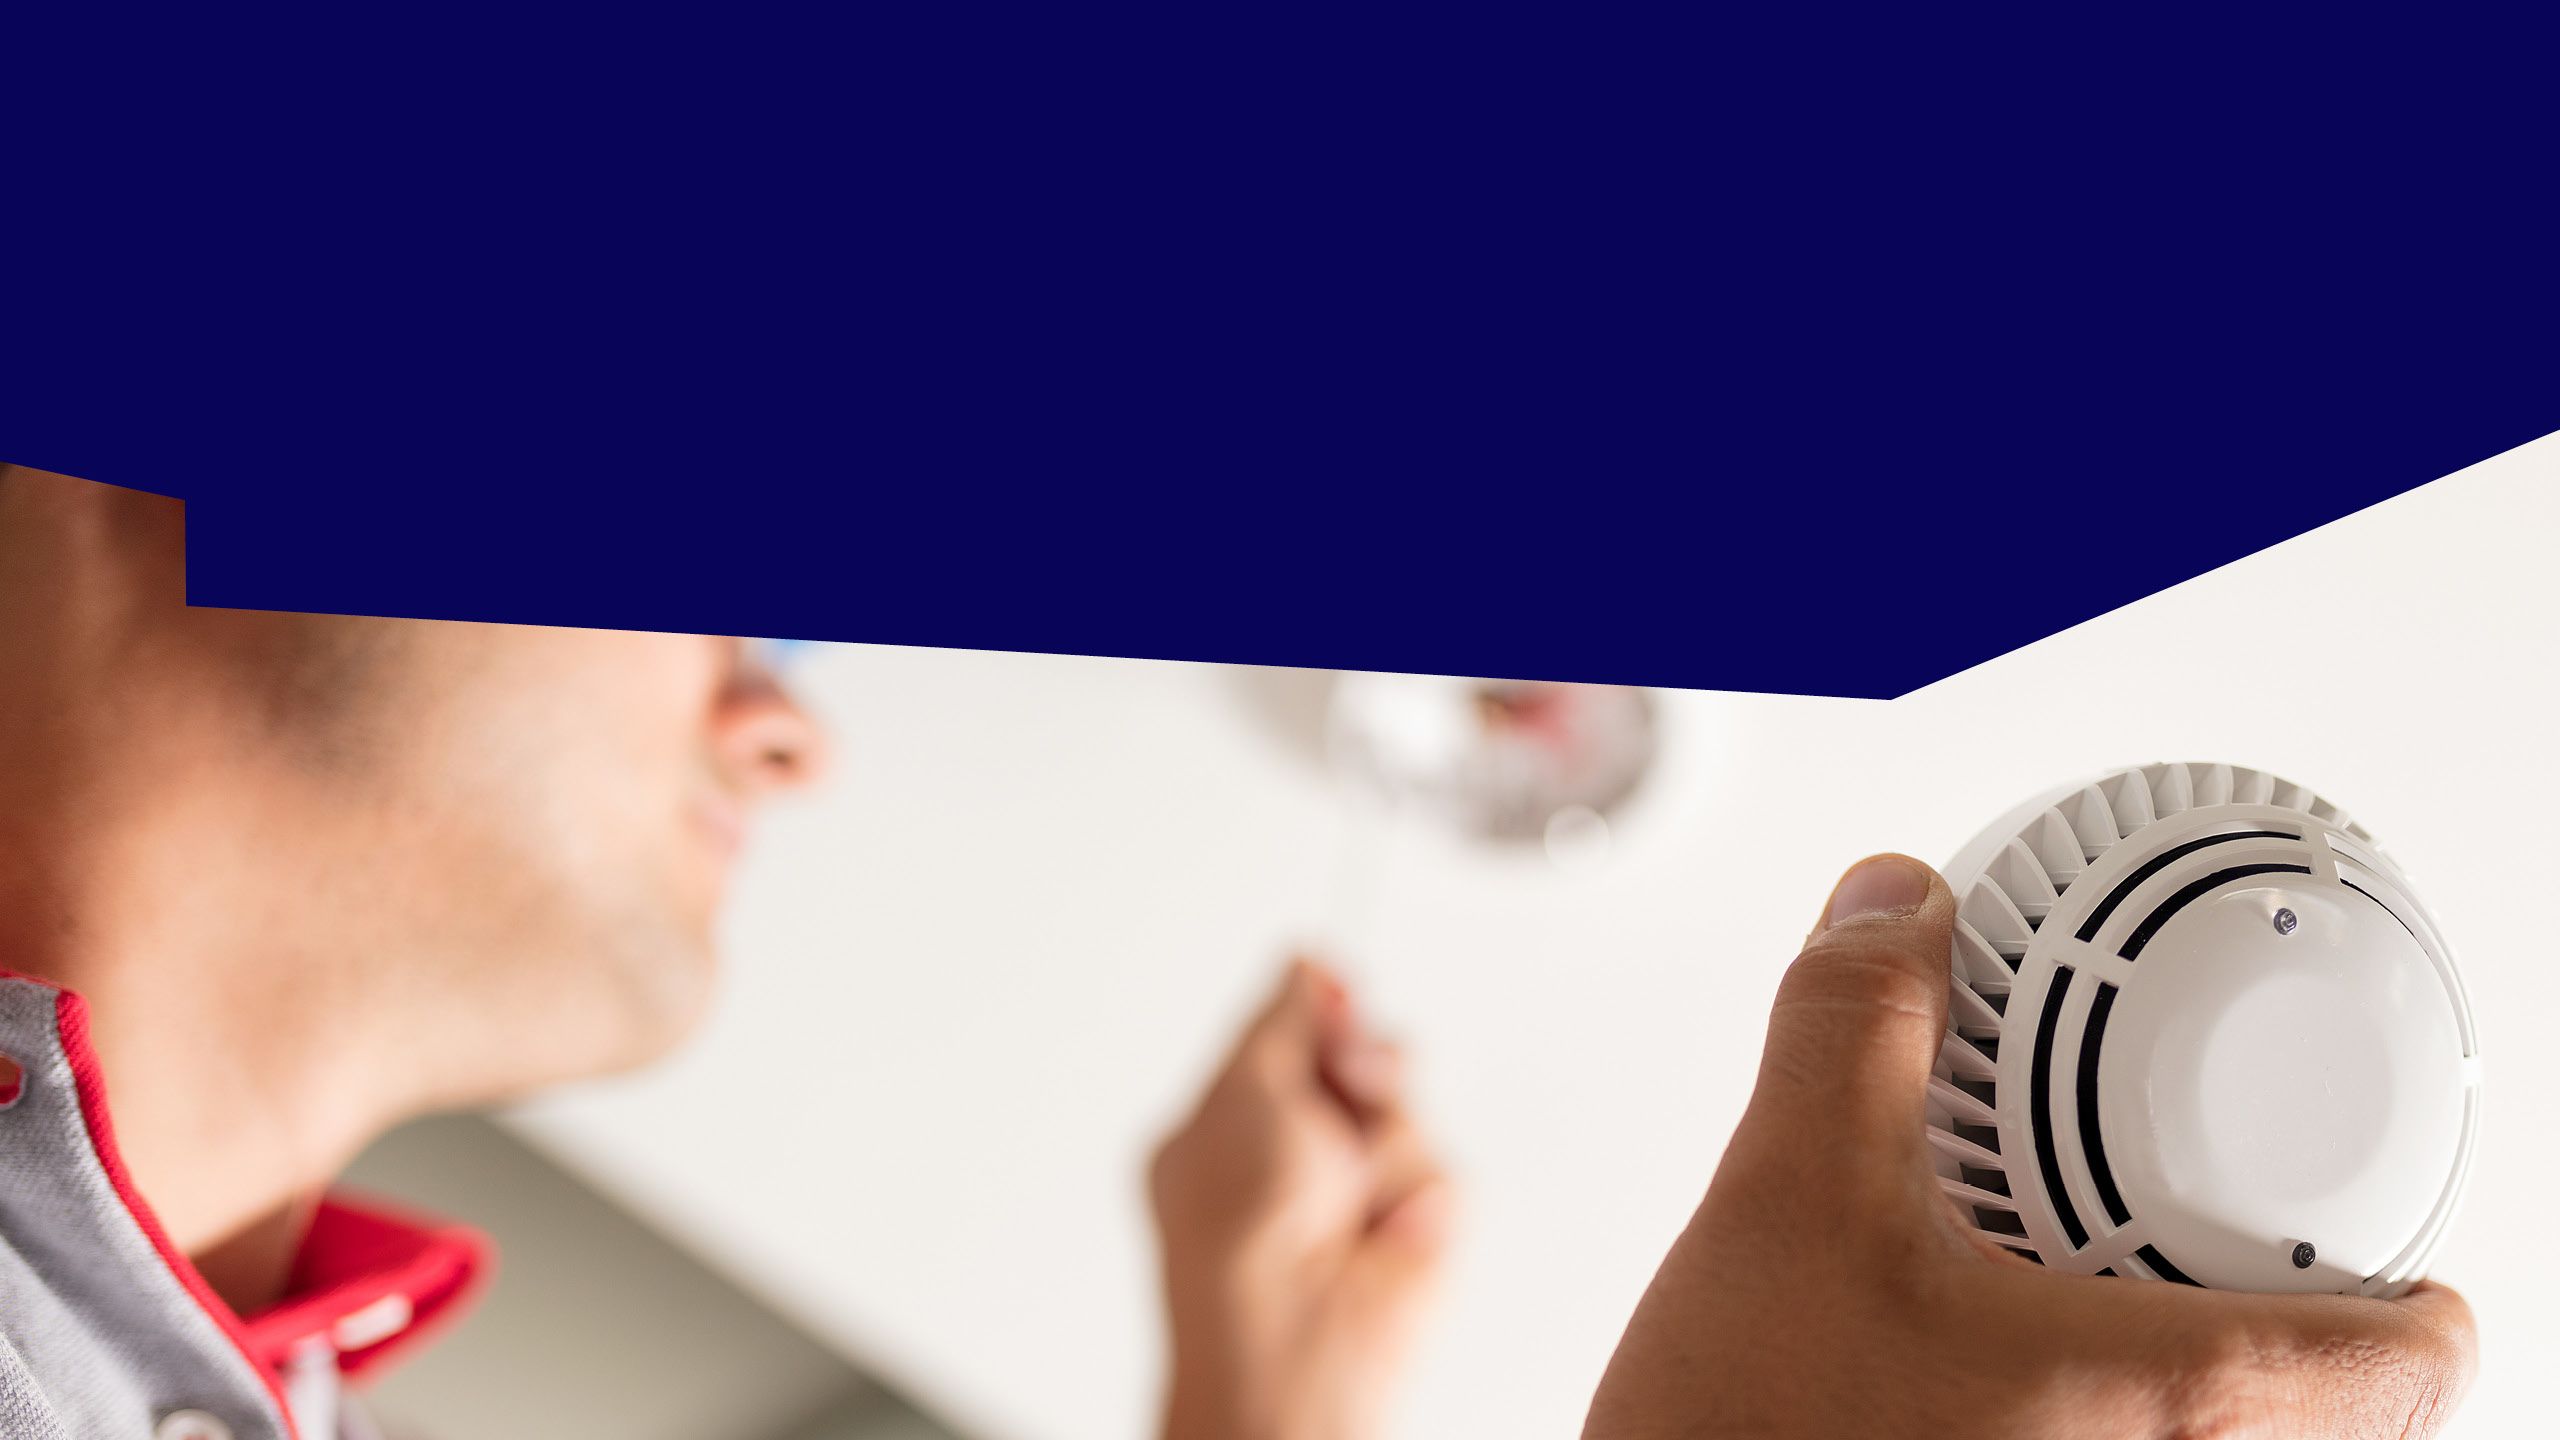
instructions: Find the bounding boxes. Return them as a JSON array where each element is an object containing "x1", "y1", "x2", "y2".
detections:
[{"x1": 1324, "y1": 674, "x2": 1659, "y2": 849}]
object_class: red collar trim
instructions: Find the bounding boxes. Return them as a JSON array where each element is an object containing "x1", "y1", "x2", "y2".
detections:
[
  {"x1": 52, "y1": 986, "x2": 309, "y2": 1436},
  {"x1": 41, "y1": 977, "x2": 493, "y2": 1417},
  {"x1": 241, "y1": 1192, "x2": 493, "y2": 1382}
]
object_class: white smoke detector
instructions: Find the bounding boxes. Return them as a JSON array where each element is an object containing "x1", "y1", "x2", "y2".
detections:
[{"x1": 1930, "y1": 763, "x2": 2478, "y2": 1297}]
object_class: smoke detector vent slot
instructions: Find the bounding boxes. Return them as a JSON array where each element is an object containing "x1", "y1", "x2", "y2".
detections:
[
  {"x1": 2074, "y1": 829, "x2": 2302, "y2": 942},
  {"x1": 2027, "y1": 967, "x2": 2088, "y2": 1249},
  {"x1": 2076, "y1": 982, "x2": 2131, "y2": 1228},
  {"x1": 2118, "y1": 863, "x2": 2312, "y2": 961}
]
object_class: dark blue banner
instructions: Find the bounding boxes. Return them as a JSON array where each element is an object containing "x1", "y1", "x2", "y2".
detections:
[{"x1": 9, "y1": 13, "x2": 2553, "y2": 697}]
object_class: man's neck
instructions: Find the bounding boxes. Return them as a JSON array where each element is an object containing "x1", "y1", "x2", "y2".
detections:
[
  {"x1": 0, "y1": 476, "x2": 422, "y2": 1314},
  {"x1": 192, "y1": 1194, "x2": 322, "y2": 1314},
  {"x1": 0, "y1": 793, "x2": 409, "y2": 1314}
]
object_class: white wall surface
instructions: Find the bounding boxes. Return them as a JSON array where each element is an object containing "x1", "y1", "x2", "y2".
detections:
[
  {"x1": 510, "y1": 432, "x2": 2560, "y2": 1438},
  {"x1": 345, "y1": 1115, "x2": 877, "y2": 1440}
]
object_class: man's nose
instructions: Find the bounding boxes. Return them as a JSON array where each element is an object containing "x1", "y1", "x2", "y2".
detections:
[{"x1": 710, "y1": 673, "x2": 829, "y2": 798}]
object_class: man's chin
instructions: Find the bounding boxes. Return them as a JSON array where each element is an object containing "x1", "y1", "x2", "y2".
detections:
[{"x1": 594, "y1": 932, "x2": 723, "y2": 1076}]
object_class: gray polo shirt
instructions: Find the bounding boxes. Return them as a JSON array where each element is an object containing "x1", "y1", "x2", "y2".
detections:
[{"x1": 0, "y1": 975, "x2": 487, "y2": 1439}]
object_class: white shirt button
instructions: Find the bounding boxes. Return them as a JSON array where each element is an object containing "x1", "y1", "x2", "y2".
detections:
[
  {"x1": 331, "y1": 1292, "x2": 413, "y2": 1351},
  {"x1": 155, "y1": 1410, "x2": 234, "y2": 1440}
]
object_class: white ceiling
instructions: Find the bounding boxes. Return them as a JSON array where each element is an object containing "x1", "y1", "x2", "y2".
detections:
[{"x1": 512, "y1": 431, "x2": 2560, "y2": 1439}]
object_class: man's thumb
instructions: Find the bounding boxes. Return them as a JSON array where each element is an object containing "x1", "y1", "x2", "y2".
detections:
[{"x1": 1743, "y1": 855, "x2": 1958, "y2": 1156}]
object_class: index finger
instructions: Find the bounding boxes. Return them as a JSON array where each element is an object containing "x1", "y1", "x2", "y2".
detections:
[{"x1": 1217, "y1": 957, "x2": 1346, "y2": 1091}]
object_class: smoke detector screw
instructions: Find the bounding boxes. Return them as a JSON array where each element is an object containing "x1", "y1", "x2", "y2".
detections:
[
  {"x1": 2273, "y1": 908, "x2": 2299, "y2": 935},
  {"x1": 2291, "y1": 1241, "x2": 2316, "y2": 1269}
]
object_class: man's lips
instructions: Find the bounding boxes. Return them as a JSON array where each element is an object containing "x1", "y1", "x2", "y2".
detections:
[{"x1": 689, "y1": 787, "x2": 750, "y2": 860}]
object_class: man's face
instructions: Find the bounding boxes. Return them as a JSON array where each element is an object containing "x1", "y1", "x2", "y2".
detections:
[
  {"x1": 230, "y1": 616, "x2": 828, "y2": 1093},
  {"x1": 0, "y1": 471, "x2": 821, "y2": 1109}
]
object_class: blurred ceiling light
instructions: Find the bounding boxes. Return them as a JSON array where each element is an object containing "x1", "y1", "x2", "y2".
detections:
[{"x1": 1325, "y1": 674, "x2": 1659, "y2": 849}]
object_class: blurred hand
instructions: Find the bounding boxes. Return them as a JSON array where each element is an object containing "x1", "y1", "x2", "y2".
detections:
[
  {"x1": 1586, "y1": 854, "x2": 2477, "y2": 1439},
  {"x1": 1150, "y1": 960, "x2": 1454, "y2": 1440}
]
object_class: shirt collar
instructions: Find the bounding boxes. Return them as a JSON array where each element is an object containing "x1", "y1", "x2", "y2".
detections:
[
  {"x1": 5, "y1": 970, "x2": 491, "y2": 1400},
  {"x1": 240, "y1": 1192, "x2": 492, "y2": 1383}
]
